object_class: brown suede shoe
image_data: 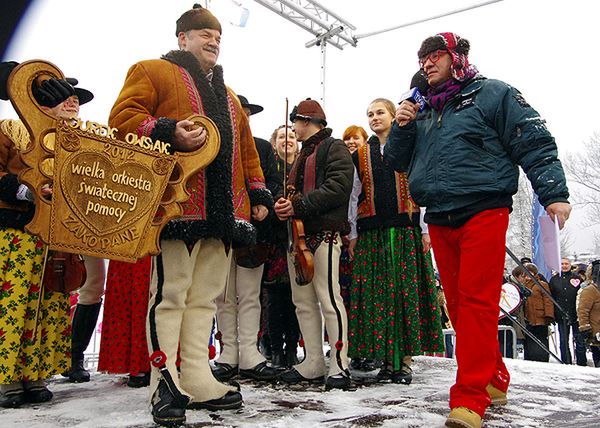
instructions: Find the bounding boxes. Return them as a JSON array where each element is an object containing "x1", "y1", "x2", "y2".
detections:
[
  {"x1": 486, "y1": 383, "x2": 508, "y2": 405},
  {"x1": 445, "y1": 406, "x2": 482, "y2": 428}
]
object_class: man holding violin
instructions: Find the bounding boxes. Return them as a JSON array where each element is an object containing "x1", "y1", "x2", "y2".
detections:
[{"x1": 274, "y1": 99, "x2": 354, "y2": 390}]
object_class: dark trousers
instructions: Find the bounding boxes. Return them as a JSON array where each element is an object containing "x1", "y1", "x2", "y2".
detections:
[
  {"x1": 590, "y1": 346, "x2": 600, "y2": 367},
  {"x1": 557, "y1": 320, "x2": 587, "y2": 365},
  {"x1": 498, "y1": 329, "x2": 514, "y2": 359},
  {"x1": 445, "y1": 333, "x2": 455, "y2": 358},
  {"x1": 266, "y1": 282, "x2": 300, "y2": 353},
  {"x1": 524, "y1": 325, "x2": 550, "y2": 362}
]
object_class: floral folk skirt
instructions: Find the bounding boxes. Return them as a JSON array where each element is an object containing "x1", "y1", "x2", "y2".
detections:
[
  {"x1": 0, "y1": 228, "x2": 70, "y2": 383},
  {"x1": 348, "y1": 226, "x2": 444, "y2": 370}
]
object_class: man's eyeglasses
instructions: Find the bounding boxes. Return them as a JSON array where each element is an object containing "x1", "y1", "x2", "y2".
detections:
[{"x1": 419, "y1": 50, "x2": 447, "y2": 68}]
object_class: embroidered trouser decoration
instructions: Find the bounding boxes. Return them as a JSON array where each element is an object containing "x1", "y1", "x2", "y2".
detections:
[
  {"x1": 290, "y1": 231, "x2": 348, "y2": 379},
  {"x1": 148, "y1": 253, "x2": 188, "y2": 408},
  {"x1": 147, "y1": 239, "x2": 236, "y2": 404}
]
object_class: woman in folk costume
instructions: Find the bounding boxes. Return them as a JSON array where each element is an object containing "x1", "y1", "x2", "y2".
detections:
[
  {"x1": 340, "y1": 125, "x2": 369, "y2": 312},
  {"x1": 347, "y1": 98, "x2": 443, "y2": 384},
  {"x1": 0, "y1": 77, "x2": 93, "y2": 407},
  {"x1": 262, "y1": 125, "x2": 301, "y2": 368},
  {"x1": 97, "y1": 256, "x2": 151, "y2": 387}
]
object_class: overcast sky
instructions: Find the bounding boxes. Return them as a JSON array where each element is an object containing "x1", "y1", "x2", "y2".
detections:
[{"x1": 1, "y1": 0, "x2": 598, "y2": 253}]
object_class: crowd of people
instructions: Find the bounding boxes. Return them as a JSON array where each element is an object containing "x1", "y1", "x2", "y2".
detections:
[
  {"x1": 0, "y1": 4, "x2": 587, "y2": 428},
  {"x1": 503, "y1": 257, "x2": 600, "y2": 368}
]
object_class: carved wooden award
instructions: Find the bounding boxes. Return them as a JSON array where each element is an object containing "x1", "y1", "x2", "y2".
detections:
[{"x1": 7, "y1": 60, "x2": 220, "y2": 262}]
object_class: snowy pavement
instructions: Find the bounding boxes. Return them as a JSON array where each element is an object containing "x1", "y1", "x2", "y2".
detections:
[{"x1": 2, "y1": 356, "x2": 599, "y2": 427}]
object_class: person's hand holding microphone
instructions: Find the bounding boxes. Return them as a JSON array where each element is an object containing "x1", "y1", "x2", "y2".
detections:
[{"x1": 395, "y1": 101, "x2": 420, "y2": 127}]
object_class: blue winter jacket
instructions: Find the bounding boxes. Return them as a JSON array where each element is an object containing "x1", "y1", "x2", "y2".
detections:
[{"x1": 385, "y1": 76, "x2": 569, "y2": 223}]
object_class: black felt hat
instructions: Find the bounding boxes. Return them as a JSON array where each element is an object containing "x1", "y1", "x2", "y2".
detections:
[
  {"x1": 66, "y1": 78, "x2": 93, "y2": 105},
  {"x1": 238, "y1": 95, "x2": 263, "y2": 115}
]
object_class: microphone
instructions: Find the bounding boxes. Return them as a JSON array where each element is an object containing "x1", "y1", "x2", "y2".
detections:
[{"x1": 398, "y1": 70, "x2": 429, "y2": 112}]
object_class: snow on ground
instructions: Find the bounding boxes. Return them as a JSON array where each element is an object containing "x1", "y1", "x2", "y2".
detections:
[{"x1": 2, "y1": 356, "x2": 600, "y2": 428}]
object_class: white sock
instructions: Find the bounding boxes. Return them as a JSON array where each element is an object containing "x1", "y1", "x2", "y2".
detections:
[
  {"x1": 24, "y1": 379, "x2": 46, "y2": 390},
  {"x1": 0, "y1": 382, "x2": 23, "y2": 393}
]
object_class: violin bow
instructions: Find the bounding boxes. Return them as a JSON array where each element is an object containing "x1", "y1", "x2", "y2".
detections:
[
  {"x1": 283, "y1": 98, "x2": 294, "y2": 254},
  {"x1": 283, "y1": 97, "x2": 288, "y2": 199}
]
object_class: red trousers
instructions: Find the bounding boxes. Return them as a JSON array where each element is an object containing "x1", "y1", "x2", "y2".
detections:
[{"x1": 429, "y1": 208, "x2": 510, "y2": 418}]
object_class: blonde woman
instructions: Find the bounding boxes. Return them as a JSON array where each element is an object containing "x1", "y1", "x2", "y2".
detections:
[{"x1": 347, "y1": 98, "x2": 443, "y2": 384}]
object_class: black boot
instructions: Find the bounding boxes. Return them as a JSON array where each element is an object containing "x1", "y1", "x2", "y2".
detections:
[
  {"x1": 151, "y1": 378, "x2": 188, "y2": 427},
  {"x1": 391, "y1": 363, "x2": 413, "y2": 385},
  {"x1": 127, "y1": 372, "x2": 150, "y2": 388},
  {"x1": 187, "y1": 390, "x2": 243, "y2": 411},
  {"x1": 325, "y1": 371, "x2": 354, "y2": 391},
  {"x1": 271, "y1": 351, "x2": 286, "y2": 369},
  {"x1": 23, "y1": 384, "x2": 53, "y2": 403},
  {"x1": 68, "y1": 302, "x2": 102, "y2": 383},
  {"x1": 211, "y1": 363, "x2": 239, "y2": 382},
  {"x1": 284, "y1": 346, "x2": 299, "y2": 368},
  {"x1": 258, "y1": 334, "x2": 272, "y2": 360},
  {"x1": 239, "y1": 361, "x2": 279, "y2": 381},
  {"x1": 0, "y1": 386, "x2": 25, "y2": 408}
]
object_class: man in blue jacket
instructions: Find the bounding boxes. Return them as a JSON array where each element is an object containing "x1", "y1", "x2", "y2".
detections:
[{"x1": 386, "y1": 32, "x2": 571, "y2": 428}]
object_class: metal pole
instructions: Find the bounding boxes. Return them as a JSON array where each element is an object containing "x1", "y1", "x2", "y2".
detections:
[
  {"x1": 320, "y1": 39, "x2": 326, "y2": 108},
  {"x1": 354, "y1": 0, "x2": 504, "y2": 40},
  {"x1": 500, "y1": 307, "x2": 564, "y2": 364}
]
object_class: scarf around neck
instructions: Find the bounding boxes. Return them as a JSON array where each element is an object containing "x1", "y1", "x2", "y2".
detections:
[
  {"x1": 426, "y1": 65, "x2": 479, "y2": 112},
  {"x1": 290, "y1": 127, "x2": 332, "y2": 193}
]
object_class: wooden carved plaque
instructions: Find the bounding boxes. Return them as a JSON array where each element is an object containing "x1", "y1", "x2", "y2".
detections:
[{"x1": 7, "y1": 60, "x2": 220, "y2": 262}]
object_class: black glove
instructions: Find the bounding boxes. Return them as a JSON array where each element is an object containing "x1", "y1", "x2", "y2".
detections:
[
  {"x1": 0, "y1": 61, "x2": 19, "y2": 100},
  {"x1": 580, "y1": 329, "x2": 592, "y2": 342},
  {"x1": 32, "y1": 78, "x2": 75, "y2": 108}
]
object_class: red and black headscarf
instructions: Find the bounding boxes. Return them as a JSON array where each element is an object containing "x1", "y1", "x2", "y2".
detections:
[
  {"x1": 418, "y1": 32, "x2": 476, "y2": 82},
  {"x1": 418, "y1": 32, "x2": 480, "y2": 111}
]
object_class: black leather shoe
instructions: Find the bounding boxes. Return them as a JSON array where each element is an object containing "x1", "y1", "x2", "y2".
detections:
[
  {"x1": 24, "y1": 385, "x2": 53, "y2": 403},
  {"x1": 187, "y1": 391, "x2": 243, "y2": 411},
  {"x1": 211, "y1": 363, "x2": 238, "y2": 382},
  {"x1": 0, "y1": 390, "x2": 25, "y2": 408},
  {"x1": 361, "y1": 359, "x2": 380, "y2": 372},
  {"x1": 279, "y1": 368, "x2": 324, "y2": 385},
  {"x1": 376, "y1": 367, "x2": 392, "y2": 382},
  {"x1": 67, "y1": 360, "x2": 90, "y2": 383},
  {"x1": 271, "y1": 351, "x2": 286, "y2": 368},
  {"x1": 127, "y1": 372, "x2": 150, "y2": 388},
  {"x1": 391, "y1": 364, "x2": 413, "y2": 385},
  {"x1": 325, "y1": 374, "x2": 354, "y2": 391},
  {"x1": 151, "y1": 379, "x2": 188, "y2": 427},
  {"x1": 350, "y1": 358, "x2": 364, "y2": 370},
  {"x1": 239, "y1": 361, "x2": 278, "y2": 381}
]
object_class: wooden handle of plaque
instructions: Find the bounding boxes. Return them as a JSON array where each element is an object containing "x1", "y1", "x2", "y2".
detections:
[
  {"x1": 7, "y1": 61, "x2": 63, "y2": 240},
  {"x1": 7, "y1": 60, "x2": 221, "y2": 262}
]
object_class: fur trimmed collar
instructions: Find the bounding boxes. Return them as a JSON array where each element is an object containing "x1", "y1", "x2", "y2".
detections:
[{"x1": 160, "y1": 50, "x2": 236, "y2": 243}]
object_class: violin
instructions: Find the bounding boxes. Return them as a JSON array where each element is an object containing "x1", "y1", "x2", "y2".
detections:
[
  {"x1": 286, "y1": 192, "x2": 314, "y2": 286},
  {"x1": 43, "y1": 250, "x2": 87, "y2": 293},
  {"x1": 283, "y1": 97, "x2": 314, "y2": 286}
]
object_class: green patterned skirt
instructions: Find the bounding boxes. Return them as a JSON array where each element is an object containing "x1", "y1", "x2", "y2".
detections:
[{"x1": 348, "y1": 226, "x2": 443, "y2": 370}]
